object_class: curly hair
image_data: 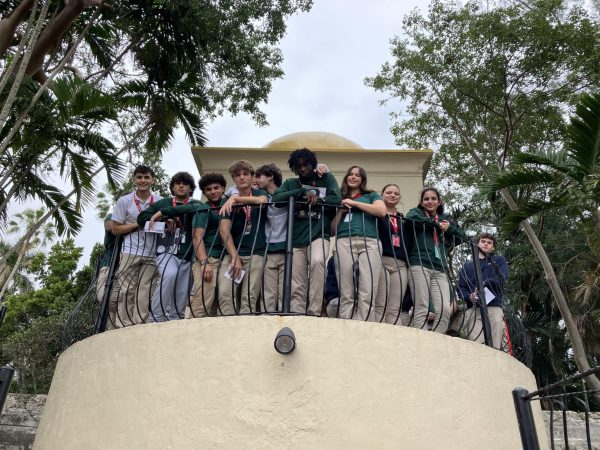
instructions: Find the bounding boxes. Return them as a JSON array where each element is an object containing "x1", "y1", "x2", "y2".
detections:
[{"x1": 169, "y1": 171, "x2": 196, "y2": 196}]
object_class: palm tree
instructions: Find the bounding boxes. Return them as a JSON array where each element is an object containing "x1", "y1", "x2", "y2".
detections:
[
  {"x1": 488, "y1": 93, "x2": 600, "y2": 390},
  {"x1": 488, "y1": 93, "x2": 600, "y2": 249},
  {"x1": 0, "y1": 207, "x2": 55, "y2": 300}
]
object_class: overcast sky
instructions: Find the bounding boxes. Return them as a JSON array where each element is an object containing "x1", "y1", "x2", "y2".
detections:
[{"x1": 9, "y1": 0, "x2": 429, "y2": 262}]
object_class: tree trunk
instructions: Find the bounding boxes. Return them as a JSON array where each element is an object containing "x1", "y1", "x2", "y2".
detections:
[
  {"x1": 0, "y1": 0, "x2": 36, "y2": 57},
  {"x1": 501, "y1": 187, "x2": 600, "y2": 395},
  {"x1": 442, "y1": 104, "x2": 600, "y2": 394},
  {"x1": 0, "y1": 237, "x2": 30, "y2": 300},
  {"x1": 25, "y1": 0, "x2": 93, "y2": 78}
]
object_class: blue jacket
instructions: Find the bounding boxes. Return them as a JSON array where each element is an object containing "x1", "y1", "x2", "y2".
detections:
[{"x1": 458, "y1": 254, "x2": 508, "y2": 308}]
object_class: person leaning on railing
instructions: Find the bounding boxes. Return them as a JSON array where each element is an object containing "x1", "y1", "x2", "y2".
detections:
[
  {"x1": 457, "y1": 232, "x2": 508, "y2": 349},
  {"x1": 375, "y1": 184, "x2": 411, "y2": 325},
  {"x1": 136, "y1": 173, "x2": 227, "y2": 319},
  {"x1": 218, "y1": 160, "x2": 268, "y2": 315},
  {"x1": 406, "y1": 187, "x2": 466, "y2": 333},
  {"x1": 334, "y1": 166, "x2": 386, "y2": 321},
  {"x1": 255, "y1": 164, "x2": 288, "y2": 313},
  {"x1": 137, "y1": 172, "x2": 201, "y2": 322},
  {"x1": 109, "y1": 165, "x2": 162, "y2": 328},
  {"x1": 271, "y1": 148, "x2": 341, "y2": 316}
]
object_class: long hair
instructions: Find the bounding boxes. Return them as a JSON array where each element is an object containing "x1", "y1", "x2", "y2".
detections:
[
  {"x1": 341, "y1": 166, "x2": 373, "y2": 198},
  {"x1": 417, "y1": 186, "x2": 445, "y2": 215}
]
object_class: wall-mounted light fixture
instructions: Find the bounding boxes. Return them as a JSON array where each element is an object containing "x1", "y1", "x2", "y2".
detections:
[{"x1": 274, "y1": 327, "x2": 296, "y2": 354}]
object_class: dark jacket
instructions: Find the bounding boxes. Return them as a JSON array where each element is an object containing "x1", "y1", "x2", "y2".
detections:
[{"x1": 457, "y1": 254, "x2": 508, "y2": 308}]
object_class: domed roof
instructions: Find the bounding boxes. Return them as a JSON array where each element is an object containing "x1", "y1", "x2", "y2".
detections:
[{"x1": 263, "y1": 131, "x2": 363, "y2": 149}]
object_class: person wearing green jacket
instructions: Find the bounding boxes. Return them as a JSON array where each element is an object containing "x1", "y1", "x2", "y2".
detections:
[
  {"x1": 218, "y1": 161, "x2": 268, "y2": 315},
  {"x1": 271, "y1": 148, "x2": 341, "y2": 315},
  {"x1": 334, "y1": 166, "x2": 386, "y2": 321},
  {"x1": 406, "y1": 187, "x2": 466, "y2": 333},
  {"x1": 137, "y1": 172, "x2": 201, "y2": 322}
]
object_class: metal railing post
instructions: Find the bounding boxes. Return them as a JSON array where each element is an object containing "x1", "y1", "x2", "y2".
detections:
[
  {"x1": 0, "y1": 365, "x2": 15, "y2": 417},
  {"x1": 94, "y1": 235, "x2": 122, "y2": 333},
  {"x1": 470, "y1": 240, "x2": 493, "y2": 347},
  {"x1": 512, "y1": 387, "x2": 540, "y2": 450},
  {"x1": 281, "y1": 196, "x2": 295, "y2": 313},
  {"x1": 0, "y1": 304, "x2": 6, "y2": 330}
]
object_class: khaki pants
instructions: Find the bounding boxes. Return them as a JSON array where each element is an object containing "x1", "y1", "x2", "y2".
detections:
[
  {"x1": 375, "y1": 256, "x2": 408, "y2": 325},
  {"x1": 464, "y1": 306, "x2": 504, "y2": 349},
  {"x1": 190, "y1": 257, "x2": 220, "y2": 318},
  {"x1": 218, "y1": 254, "x2": 263, "y2": 314},
  {"x1": 409, "y1": 265, "x2": 452, "y2": 333},
  {"x1": 291, "y1": 239, "x2": 329, "y2": 315},
  {"x1": 263, "y1": 253, "x2": 285, "y2": 312},
  {"x1": 335, "y1": 236, "x2": 382, "y2": 321},
  {"x1": 96, "y1": 266, "x2": 116, "y2": 331},
  {"x1": 109, "y1": 253, "x2": 157, "y2": 328}
]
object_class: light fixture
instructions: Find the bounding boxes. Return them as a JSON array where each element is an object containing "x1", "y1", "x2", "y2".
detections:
[{"x1": 274, "y1": 327, "x2": 296, "y2": 354}]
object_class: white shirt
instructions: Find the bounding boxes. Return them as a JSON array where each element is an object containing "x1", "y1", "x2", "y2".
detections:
[{"x1": 112, "y1": 191, "x2": 162, "y2": 256}]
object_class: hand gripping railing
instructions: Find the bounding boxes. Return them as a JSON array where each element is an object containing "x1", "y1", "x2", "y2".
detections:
[{"x1": 59, "y1": 197, "x2": 530, "y2": 370}]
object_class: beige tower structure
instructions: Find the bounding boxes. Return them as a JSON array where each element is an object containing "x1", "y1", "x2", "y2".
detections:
[
  {"x1": 33, "y1": 132, "x2": 549, "y2": 449},
  {"x1": 192, "y1": 131, "x2": 432, "y2": 213}
]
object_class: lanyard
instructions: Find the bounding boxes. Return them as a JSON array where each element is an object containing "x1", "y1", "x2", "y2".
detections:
[
  {"x1": 172, "y1": 197, "x2": 189, "y2": 228},
  {"x1": 133, "y1": 193, "x2": 153, "y2": 212},
  {"x1": 389, "y1": 215, "x2": 399, "y2": 234},
  {"x1": 242, "y1": 191, "x2": 253, "y2": 224},
  {"x1": 351, "y1": 192, "x2": 361, "y2": 200},
  {"x1": 173, "y1": 197, "x2": 189, "y2": 207},
  {"x1": 425, "y1": 211, "x2": 439, "y2": 245}
]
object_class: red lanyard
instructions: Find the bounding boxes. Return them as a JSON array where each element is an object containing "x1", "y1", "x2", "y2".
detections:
[
  {"x1": 172, "y1": 197, "x2": 189, "y2": 228},
  {"x1": 389, "y1": 215, "x2": 399, "y2": 234},
  {"x1": 351, "y1": 192, "x2": 361, "y2": 200},
  {"x1": 242, "y1": 191, "x2": 253, "y2": 223},
  {"x1": 425, "y1": 211, "x2": 439, "y2": 245},
  {"x1": 173, "y1": 197, "x2": 189, "y2": 207},
  {"x1": 133, "y1": 193, "x2": 153, "y2": 212}
]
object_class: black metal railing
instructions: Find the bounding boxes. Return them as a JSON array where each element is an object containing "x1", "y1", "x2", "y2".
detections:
[
  {"x1": 513, "y1": 366, "x2": 600, "y2": 450},
  {"x1": 0, "y1": 365, "x2": 14, "y2": 417},
  {"x1": 62, "y1": 198, "x2": 531, "y2": 366}
]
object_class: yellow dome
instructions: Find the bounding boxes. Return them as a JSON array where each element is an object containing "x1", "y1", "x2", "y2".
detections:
[{"x1": 262, "y1": 132, "x2": 363, "y2": 149}]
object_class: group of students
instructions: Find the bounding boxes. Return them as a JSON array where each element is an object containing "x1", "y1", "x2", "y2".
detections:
[{"x1": 97, "y1": 147, "x2": 509, "y2": 349}]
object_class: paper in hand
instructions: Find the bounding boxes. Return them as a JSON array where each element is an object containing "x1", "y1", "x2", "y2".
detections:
[
  {"x1": 224, "y1": 265, "x2": 245, "y2": 284},
  {"x1": 144, "y1": 221, "x2": 165, "y2": 234},
  {"x1": 484, "y1": 287, "x2": 495, "y2": 305}
]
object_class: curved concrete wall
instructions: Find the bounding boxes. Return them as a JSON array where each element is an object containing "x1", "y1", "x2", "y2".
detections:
[{"x1": 34, "y1": 316, "x2": 548, "y2": 449}]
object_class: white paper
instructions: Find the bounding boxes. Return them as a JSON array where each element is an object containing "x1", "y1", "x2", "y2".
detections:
[
  {"x1": 484, "y1": 287, "x2": 495, "y2": 305},
  {"x1": 224, "y1": 265, "x2": 245, "y2": 284},
  {"x1": 301, "y1": 184, "x2": 326, "y2": 199},
  {"x1": 144, "y1": 221, "x2": 165, "y2": 234},
  {"x1": 344, "y1": 213, "x2": 352, "y2": 223}
]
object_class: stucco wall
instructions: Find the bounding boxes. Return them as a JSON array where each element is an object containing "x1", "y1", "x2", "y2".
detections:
[{"x1": 34, "y1": 316, "x2": 548, "y2": 449}]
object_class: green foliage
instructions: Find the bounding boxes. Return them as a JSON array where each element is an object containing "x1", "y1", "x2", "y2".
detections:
[
  {"x1": 0, "y1": 238, "x2": 100, "y2": 393},
  {"x1": 367, "y1": 0, "x2": 600, "y2": 186},
  {"x1": 1, "y1": 0, "x2": 313, "y2": 235},
  {"x1": 368, "y1": 0, "x2": 600, "y2": 384}
]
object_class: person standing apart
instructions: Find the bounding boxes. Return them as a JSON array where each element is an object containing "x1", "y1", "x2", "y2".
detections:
[{"x1": 458, "y1": 232, "x2": 508, "y2": 348}]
